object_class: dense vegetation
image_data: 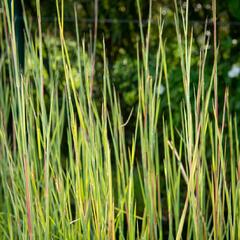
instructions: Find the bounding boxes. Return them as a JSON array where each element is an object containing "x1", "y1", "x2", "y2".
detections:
[
  {"x1": 19, "y1": 0, "x2": 240, "y2": 120},
  {"x1": 0, "y1": 0, "x2": 240, "y2": 239}
]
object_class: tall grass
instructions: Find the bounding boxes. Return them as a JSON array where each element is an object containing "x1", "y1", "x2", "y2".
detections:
[{"x1": 0, "y1": 0, "x2": 240, "y2": 239}]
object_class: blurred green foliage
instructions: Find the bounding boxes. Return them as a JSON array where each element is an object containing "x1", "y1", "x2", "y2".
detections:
[{"x1": 18, "y1": 0, "x2": 240, "y2": 126}]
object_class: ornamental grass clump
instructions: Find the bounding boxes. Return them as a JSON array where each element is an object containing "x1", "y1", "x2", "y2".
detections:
[{"x1": 0, "y1": 0, "x2": 239, "y2": 239}]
